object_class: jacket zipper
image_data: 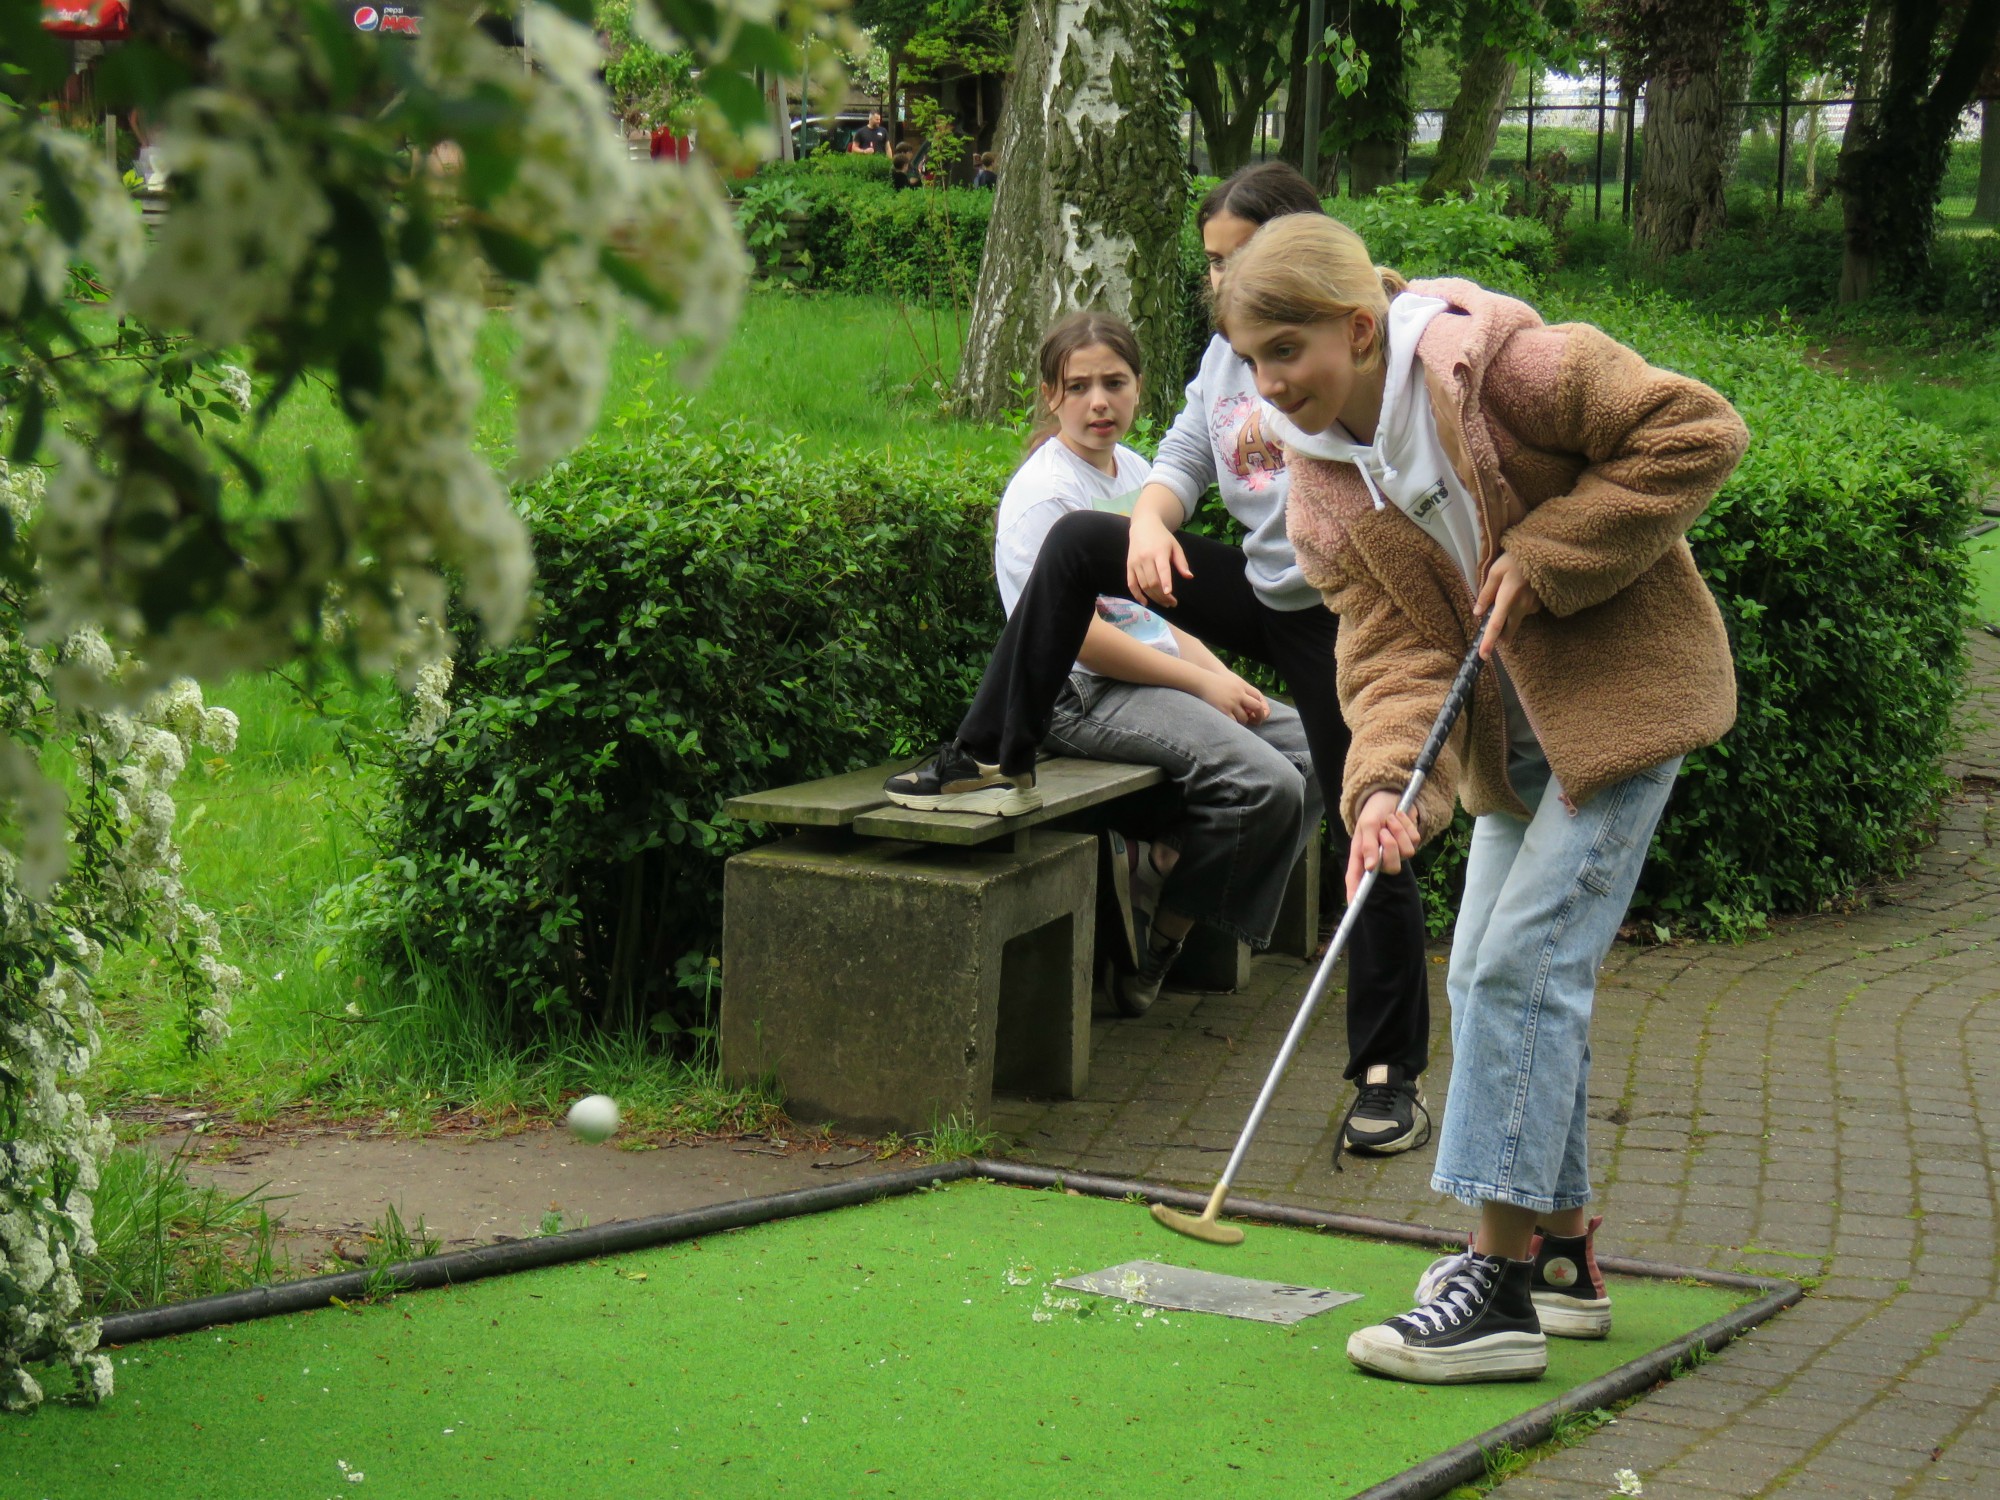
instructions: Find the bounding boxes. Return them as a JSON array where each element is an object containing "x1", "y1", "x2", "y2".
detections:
[{"x1": 1454, "y1": 370, "x2": 1557, "y2": 816}]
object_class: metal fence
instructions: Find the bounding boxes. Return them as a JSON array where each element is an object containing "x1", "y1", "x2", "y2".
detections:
[{"x1": 1190, "y1": 79, "x2": 1991, "y2": 227}]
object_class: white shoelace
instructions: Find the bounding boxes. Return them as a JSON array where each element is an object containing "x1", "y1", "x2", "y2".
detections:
[
  {"x1": 1398, "y1": 1257, "x2": 1501, "y2": 1336},
  {"x1": 1415, "y1": 1249, "x2": 1475, "y2": 1305}
]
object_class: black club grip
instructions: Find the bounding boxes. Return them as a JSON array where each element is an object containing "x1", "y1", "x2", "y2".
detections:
[{"x1": 1408, "y1": 611, "x2": 1494, "y2": 787}]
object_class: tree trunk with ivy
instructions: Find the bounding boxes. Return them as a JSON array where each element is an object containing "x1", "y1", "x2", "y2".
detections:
[
  {"x1": 1421, "y1": 35, "x2": 1520, "y2": 201},
  {"x1": 1625, "y1": 21, "x2": 1741, "y2": 259},
  {"x1": 1837, "y1": 1, "x2": 2000, "y2": 302},
  {"x1": 956, "y1": 0, "x2": 1188, "y2": 422}
]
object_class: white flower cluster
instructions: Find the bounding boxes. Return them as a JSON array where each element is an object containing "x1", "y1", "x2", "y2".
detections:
[
  {"x1": 0, "y1": 891, "x2": 114, "y2": 1413},
  {"x1": 404, "y1": 656, "x2": 456, "y2": 748},
  {"x1": 74, "y1": 669, "x2": 245, "y2": 1054},
  {"x1": 123, "y1": 97, "x2": 331, "y2": 346},
  {"x1": 0, "y1": 129, "x2": 141, "y2": 320},
  {"x1": 0, "y1": 636, "x2": 242, "y2": 1409}
]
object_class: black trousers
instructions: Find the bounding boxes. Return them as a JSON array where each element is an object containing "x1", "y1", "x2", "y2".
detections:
[{"x1": 958, "y1": 510, "x2": 1430, "y2": 1080}]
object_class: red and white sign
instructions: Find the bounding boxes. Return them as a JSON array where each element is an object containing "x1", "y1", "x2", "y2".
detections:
[{"x1": 42, "y1": 0, "x2": 128, "y2": 38}]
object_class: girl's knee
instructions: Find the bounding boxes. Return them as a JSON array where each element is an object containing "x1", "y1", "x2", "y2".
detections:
[{"x1": 1044, "y1": 508, "x2": 1128, "y2": 554}]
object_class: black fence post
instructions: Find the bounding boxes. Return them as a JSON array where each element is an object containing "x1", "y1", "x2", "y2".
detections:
[
  {"x1": 1595, "y1": 45, "x2": 1609, "y2": 222},
  {"x1": 1524, "y1": 67, "x2": 1535, "y2": 180},
  {"x1": 1776, "y1": 65, "x2": 1790, "y2": 213},
  {"x1": 1623, "y1": 81, "x2": 1637, "y2": 223}
]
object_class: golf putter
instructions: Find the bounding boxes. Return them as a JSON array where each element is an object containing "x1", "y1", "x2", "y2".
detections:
[{"x1": 1152, "y1": 615, "x2": 1493, "y2": 1246}]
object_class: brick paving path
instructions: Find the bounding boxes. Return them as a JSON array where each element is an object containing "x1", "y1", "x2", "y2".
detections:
[{"x1": 991, "y1": 629, "x2": 2000, "y2": 1500}]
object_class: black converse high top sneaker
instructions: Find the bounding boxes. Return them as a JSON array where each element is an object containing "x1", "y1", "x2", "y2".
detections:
[
  {"x1": 1347, "y1": 1251, "x2": 1547, "y2": 1384},
  {"x1": 1528, "y1": 1215, "x2": 1612, "y2": 1338}
]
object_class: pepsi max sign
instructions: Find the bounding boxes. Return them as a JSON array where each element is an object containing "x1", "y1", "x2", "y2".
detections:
[{"x1": 350, "y1": 2, "x2": 420, "y2": 36}]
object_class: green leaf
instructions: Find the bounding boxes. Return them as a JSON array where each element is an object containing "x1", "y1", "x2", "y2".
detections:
[
  {"x1": 699, "y1": 68, "x2": 766, "y2": 131},
  {"x1": 597, "y1": 244, "x2": 675, "y2": 313}
]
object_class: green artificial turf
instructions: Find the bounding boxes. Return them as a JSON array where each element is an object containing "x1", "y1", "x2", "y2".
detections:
[
  {"x1": 9, "y1": 1182, "x2": 1749, "y2": 1499},
  {"x1": 1970, "y1": 530, "x2": 2000, "y2": 623}
]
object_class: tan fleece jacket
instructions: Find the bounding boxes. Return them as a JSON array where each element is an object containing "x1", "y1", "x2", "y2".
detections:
[{"x1": 1284, "y1": 278, "x2": 1748, "y2": 838}]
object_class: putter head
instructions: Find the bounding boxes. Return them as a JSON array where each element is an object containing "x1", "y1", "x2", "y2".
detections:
[{"x1": 1150, "y1": 1200, "x2": 1245, "y2": 1246}]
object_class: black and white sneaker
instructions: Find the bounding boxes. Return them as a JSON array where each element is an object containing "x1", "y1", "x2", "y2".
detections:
[
  {"x1": 1528, "y1": 1215, "x2": 1612, "y2": 1339},
  {"x1": 1116, "y1": 917, "x2": 1185, "y2": 1017},
  {"x1": 1347, "y1": 1251, "x2": 1547, "y2": 1384},
  {"x1": 1414, "y1": 1216, "x2": 1612, "y2": 1340},
  {"x1": 883, "y1": 742, "x2": 1041, "y2": 816},
  {"x1": 1334, "y1": 1063, "x2": 1431, "y2": 1166}
]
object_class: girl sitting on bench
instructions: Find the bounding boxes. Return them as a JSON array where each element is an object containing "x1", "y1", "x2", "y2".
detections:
[{"x1": 888, "y1": 311, "x2": 1321, "y2": 1014}]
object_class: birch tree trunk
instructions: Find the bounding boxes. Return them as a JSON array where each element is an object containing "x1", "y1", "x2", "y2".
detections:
[{"x1": 956, "y1": 0, "x2": 1188, "y2": 421}]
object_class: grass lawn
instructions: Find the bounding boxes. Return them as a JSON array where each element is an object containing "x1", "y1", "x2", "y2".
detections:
[{"x1": 1971, "y1": 529, "x2": 2000, "y2": 622}]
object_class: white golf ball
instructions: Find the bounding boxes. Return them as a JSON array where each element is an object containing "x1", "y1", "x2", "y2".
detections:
[{"x1": 567, "y1": 1093, "x2": 620, "y2": 1143}]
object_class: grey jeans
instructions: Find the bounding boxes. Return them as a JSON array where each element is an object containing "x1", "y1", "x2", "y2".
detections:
[{"x1": 1046, "y1": 671, "x2": 1323, "y2": 947}]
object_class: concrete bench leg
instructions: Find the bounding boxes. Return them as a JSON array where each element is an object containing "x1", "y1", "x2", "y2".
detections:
[
  {"x1": 1170, "y1": 839, "x2": 1322, "y2": 990},
  {"x1": 720, "y1": 830, "x2": 1095, "y2": 1136}
]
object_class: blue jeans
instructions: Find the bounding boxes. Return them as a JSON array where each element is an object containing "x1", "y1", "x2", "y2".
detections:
[{"x1": 1432, "y1": 754, "x2": 1682, "y2": 1213}]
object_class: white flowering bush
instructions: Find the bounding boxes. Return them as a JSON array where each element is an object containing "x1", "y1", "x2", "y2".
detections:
[
  {"x1": 1, "y1": 0, "x2": 846, "y2": 1413},
  {"x1": 0, "y1": 536, "x2": 241, "y2": 1410}
]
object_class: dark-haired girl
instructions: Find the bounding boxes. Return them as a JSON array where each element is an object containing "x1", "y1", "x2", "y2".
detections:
[
  {"x1": 891, "y1": 310, "x2": 1321, "y2": 1014},
  {"x1": 886, "y1": 164, "x2": 1432, "y2": 1151}
]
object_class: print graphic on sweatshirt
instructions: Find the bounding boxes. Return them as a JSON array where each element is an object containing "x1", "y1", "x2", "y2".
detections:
[{"x1": 1211, "y1": 394, "x2": 1287, "y2": 489}]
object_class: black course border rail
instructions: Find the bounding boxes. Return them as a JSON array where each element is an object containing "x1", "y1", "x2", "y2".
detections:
[{"x1": 88, "y1": 1157, "x2": 1801, "y2": 1500}]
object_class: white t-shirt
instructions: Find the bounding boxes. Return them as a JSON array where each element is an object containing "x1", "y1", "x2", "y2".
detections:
[{"x1": 993, "y1": 438, "x2": 1179, "y2": 675}]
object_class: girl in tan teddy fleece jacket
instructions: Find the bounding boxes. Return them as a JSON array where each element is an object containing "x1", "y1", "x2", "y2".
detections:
[{"x1": 1214, "y1": 215, "x2": 1748, "y2": 1387}]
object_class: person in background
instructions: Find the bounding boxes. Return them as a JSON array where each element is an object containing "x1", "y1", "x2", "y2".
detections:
[
  {"x1": 848, "y1": 110, "x2": 890, "y2": 155},
  {"x1": 892, "y1": 310, "x2": 1320, "y2": 1015},
  {"x1": 973, "y1": 152, "x2": 998, "y2": 188},
  {"x1": 891, "y1": 143, "x2": 920, "y2": 191}
]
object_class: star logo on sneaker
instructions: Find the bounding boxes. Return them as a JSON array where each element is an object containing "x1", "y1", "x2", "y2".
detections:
[{"x1": 1542, "y1": 1256, "x2": 1579, "y2": 1288}]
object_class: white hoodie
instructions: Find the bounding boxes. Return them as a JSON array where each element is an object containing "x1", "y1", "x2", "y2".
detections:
[
  {"x1": 1265, "y1": 293, "x2": 1544, "y2": 770},
  {"x1": 1261, "y1": 293, "x2": 1484, "y2": 591}
]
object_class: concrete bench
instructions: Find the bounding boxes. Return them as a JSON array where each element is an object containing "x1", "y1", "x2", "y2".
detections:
[{"x1": 719, "y1": 758, "x2": 1321, "y2": 1135}]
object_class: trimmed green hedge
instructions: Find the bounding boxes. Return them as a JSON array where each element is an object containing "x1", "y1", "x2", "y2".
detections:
[
  {"x1": 330, "y1": 410, "x2": 1011, "y2": 1034},
  {"x1": 747, "y1": 172, "x2": 1551, "y2": 323}
]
